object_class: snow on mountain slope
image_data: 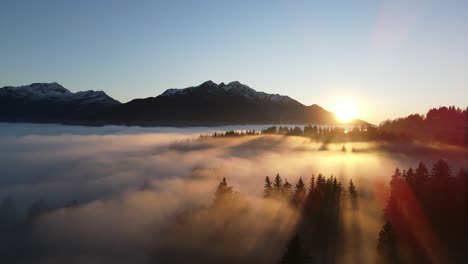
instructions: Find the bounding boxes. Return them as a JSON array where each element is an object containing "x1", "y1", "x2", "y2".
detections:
[
  {"x1": 160, "y1": 80, "x2": 297, "y2": 104},
  {"x1": 0, "y1": 83, "x2": 120, "y2": 106},
  {"x1": 0, "y1": 82, "x2": 72, "y2": 98}
]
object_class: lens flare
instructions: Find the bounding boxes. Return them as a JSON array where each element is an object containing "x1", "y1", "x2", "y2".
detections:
[{"x1": 334, "y1": 101, "x2": 359, "y2": 122}]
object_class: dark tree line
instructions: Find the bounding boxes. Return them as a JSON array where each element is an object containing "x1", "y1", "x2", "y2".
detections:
[
  {"x1": 212, "y1": 173, "x2": 359, "y2": 264},
  {"x1": 380, "y1": 106, "x2": 467, "y2": 146},
  {"x1": 210, "y1": 124, "x2": 411, "y2": 144},
  {"x1": 262, "y1": 124, "x2": 414, "y2": 143},
  {"x1": 377, "y1": 160, "x2": 467, "y2": 264},
  {"x1": 266, "y1": 173, "x2": 358, "y2": 263},
  {"x1": 207, "y1": 106, "x2": 467, "y2": 146},
  {"x1": 210, "y1": 130, "x2": 260, "y2": 137}
]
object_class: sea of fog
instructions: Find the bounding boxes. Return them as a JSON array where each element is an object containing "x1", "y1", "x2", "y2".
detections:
[
  {"x1": 0, "y1": 123, "x2": 465, "y2": 263},
  {"x1": 0, "y1": 122, "x2": 349, "y2": 137}
]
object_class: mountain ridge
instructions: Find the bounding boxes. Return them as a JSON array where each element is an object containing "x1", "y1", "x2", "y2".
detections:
[
  {"x1": 96, "y1": 80, "x2": 366, "y2": 126},
  {"x1": 0, "y1": 82, "x2": 120, "y2": 122},
  {"x1": 0, "y1": 81, "x2": 368, "y2": 126}
]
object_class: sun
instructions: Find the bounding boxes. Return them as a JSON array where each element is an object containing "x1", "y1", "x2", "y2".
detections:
[{"x1": 334, "y1": 101, "x2": 358, "y2": 122}]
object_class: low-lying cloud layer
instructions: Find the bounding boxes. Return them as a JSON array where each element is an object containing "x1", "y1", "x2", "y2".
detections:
[{"x1": 0, "y1": 125, "x2": 465, "y2": 263}]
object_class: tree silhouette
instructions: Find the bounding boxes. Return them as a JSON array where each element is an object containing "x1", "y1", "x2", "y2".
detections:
[
  {"x1": 377, "y1": 160, "x2": 467, "y2": 263},
  {"x1": 264, "y1": 176, "x2": 273, "y2": 198},
  {"x1": 430, "y1": 159, "x2": 451, "y2": 185},
  {"x1": 292, "y1": 178, "x2": 306, "y2": 207},
  {"x1": 348, "y1": 179, "x2": 357, "y2": 198},
  {"x1": 213, "y1": 177, "x2": 233, "y2": 205},
  {"x1": 282, "y1": 179, "x2": 293, "y2": 199},
  {"x1": 273, "y1": 173, "x2": 283, "y2": 197},
  {"x1": 309, "y1": 175, "x2": 315, "y2": 192}
]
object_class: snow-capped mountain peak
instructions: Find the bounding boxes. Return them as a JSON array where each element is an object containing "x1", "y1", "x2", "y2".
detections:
[
  {"x1": 160, "y1": 80, "x2": 297, "y2": 104},
  {"x1": 0, "y1": 82, "x2": 72, "y2": 99},
  {"x1": 0, "y1": 83, "x2": 120, "y2": 105}
]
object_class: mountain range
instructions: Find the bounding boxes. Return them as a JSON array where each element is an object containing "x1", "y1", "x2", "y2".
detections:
[
  {"x1": 0, "y1": 83, "x2": 119, "y2": 122},
  {"x1": 0, "y1": 81, "x2": 366, "y2": 126}
]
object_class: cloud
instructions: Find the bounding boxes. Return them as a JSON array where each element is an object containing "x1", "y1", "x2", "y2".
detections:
[{"x1": 0, "y1": 129, "x2": 465, "y2": 263}]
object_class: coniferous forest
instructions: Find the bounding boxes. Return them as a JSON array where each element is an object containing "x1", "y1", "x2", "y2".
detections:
[
  {"x1": 377, "y1": 160, "x2": 467, "y2": 264},
  {"x1": 203, "y1": 158, "x2": 468, "y2": 264},
  {"x1": 209, "y1": 107, "x2": 467, "y2": 147},
  {"x1": 1, "y1": 159, "x2": 467, "y2": 263}
]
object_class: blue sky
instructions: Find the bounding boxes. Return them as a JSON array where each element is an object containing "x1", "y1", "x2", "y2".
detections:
[{"x1": 1, "y1": 0, "x2": 467, "y2": 123}]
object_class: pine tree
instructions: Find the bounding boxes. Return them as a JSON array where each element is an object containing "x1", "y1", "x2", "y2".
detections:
[
  {"x1": 390, "y1": 168, "x2": 402, "y2": 188},
  {"x1": 309, "y1": 174, "x2": 315, "y2": 192},
  {"x1": 282, "y1": 179, "x2": 293, "y2": 198},
  {"x1": 305, "y1": 175, "x2": 316, "y2": 208},
  {"x1": 264, "y1": 176, "x2": 273, "y2": 198},
  {"x1": 293, "y1": 178, "x2": 307, "y2": 206},
  {"x1": 273, "y1": 173, "x2": 283, "y2": 197},
  {"x1": 430, "y1": 159, "x2": 451, "y2": 184},
  {"x1": 332, "y1": 177, "x2": 340, "y2": 193},
  {"x1": 348, "y1": 179, "x2": 357, "y2": 197},
  {"x1": 414, "y1": 162, "x2": 429, "y2": 199},
  {"x1": 316, "y1": 174, "x2": 324, "y2": 189},
  {"x1": 415, "y1": 162, "x2": 428, "y2": 185},
  {"x1": 385, "y1": 168, "x2": 402, "y2": 219},
  {"x1": 405, "y1": 168, "x2": 415, "y2": 187},
  {"x1": 213, "y1": 177, "x2": 233, "y2": 205}
]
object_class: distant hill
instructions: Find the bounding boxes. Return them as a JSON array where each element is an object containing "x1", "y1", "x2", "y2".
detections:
[
  {"x1": 0, "y1": 83, "x2": 120, "y2": 122},
  {"x1": 0, "y1": 81, "x2": 368, "y2": 126}
]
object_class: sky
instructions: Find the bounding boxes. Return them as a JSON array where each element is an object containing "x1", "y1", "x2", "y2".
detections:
[{"x1": 1, "y1": 0, "x2": 467, "y2": 124}]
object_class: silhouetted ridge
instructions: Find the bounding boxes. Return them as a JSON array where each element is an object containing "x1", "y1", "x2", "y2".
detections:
[
  {"x1": 99, "y1": 80, "x2": 360, "y2": 126},
  {"x1": 1, "y1": 80, "x2": 370, "y2": 126},
  {"x1": 0, "y1": 82, "x2": 120, "y2": 122}
]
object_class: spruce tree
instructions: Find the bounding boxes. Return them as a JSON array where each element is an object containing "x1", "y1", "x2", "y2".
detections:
[
  {"x1": 332, "y1": 177, "x2": 340, "y2": 193},
  {"x1": 415, "y1": 162, "x2": 428, "y2": 185},
  {"x1": 213, "y1": 177, "x2": 233, "y2": 205},
  {"x1": 405, "y1": 168, "x2": 415, "y2": 188},
  {"x1": 348, "y1": 179, "x2": 357, "y2": 197},
  {"x1": 293, "y1": 178, "x2": 306, "y2": 206},
  {"x1": 264, "y1": 176, "x2": 273, "y2": 198},
  {"x1": 430, "y1": 159, "x2": 451, "y2": 184},
  {"x1": 305, "y1": 175, "x2": 316, "y2": 208},
  {"x1": 414, "y1": 162, "x2": 429, "y2": 199},
  {"x1": 273, "y1": 173, "x2": 283, "y2": 197},
  {"x1": 309, "y1": 174, "x2": 315, "y2": 192},
  {"x1": 282, "y1": 179, "x2": 293, "y2": 198}
]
